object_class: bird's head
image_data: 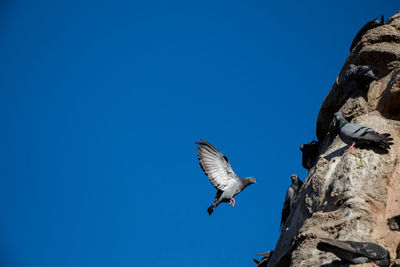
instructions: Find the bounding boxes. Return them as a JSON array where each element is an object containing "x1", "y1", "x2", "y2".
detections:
[
  {"x1": 290, "y1": 174, "x2": 298, "y2": 183},
  {"x1": 333, "y1": 112, "x2": 350, "y2": 130},
  {"x1": 245, "y1": 177, "x2": 256, "y2": 184},
  {"x1": 333, "y1": 112, "x2": 344, "y2": 122}
]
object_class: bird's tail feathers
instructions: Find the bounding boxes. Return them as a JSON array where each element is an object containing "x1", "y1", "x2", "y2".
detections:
[
  {"x1": 365, "y1": 132, "x2": 393, "y2": 149},
  {"x1": 379, "y1": 140, "x2": 393, "y2": 149},
  {"x1": 378, "y1": 133, "x2": 393, "y2": 148},
  {"x1": 207, "y1": 205, "x2": 216, "y2": 216},
  {"x1": 317, "y1": 238, "x2": 359, "y2": 257},
  {"x1": 317, "y1": 238, "x2": 345, "y2": 253},
  {"x1": 317, "y1": 240, "x2": 335, "y2": 252},
  {"x1": 380, "y1": 133, "x2": 392, "y2": 139}
]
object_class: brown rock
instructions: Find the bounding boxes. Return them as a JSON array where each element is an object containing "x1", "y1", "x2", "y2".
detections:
[
  {"x1": 267, "y1": 11, "x2": 400, "y2": 267},
  {"x1": 316, "y1": 11, "x2": 400, "y2": 141},
  {"x1": 378, "y1": 67, "x2": 400, "y2": 117}
]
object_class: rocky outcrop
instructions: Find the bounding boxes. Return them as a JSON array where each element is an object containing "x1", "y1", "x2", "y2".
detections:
[{"x1": 267, "y1": 11, "x2": 400, "y2": 266}]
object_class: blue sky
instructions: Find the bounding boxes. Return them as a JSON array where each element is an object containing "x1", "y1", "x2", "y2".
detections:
[{"x1": 1, "y1": 1, "x2": 398, "y2": 266}]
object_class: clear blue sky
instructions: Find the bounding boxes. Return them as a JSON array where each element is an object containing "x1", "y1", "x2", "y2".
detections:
[{"x1": 1, "y1": 1, "x2": 398, "y2": 266}]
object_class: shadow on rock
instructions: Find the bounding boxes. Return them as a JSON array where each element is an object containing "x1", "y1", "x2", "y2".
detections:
[
  {"x1": 323, "y1": 146, "x2": 347, "y2": 161},
  {"x1": 320, "y1": 260, "x2": 350, "y2": 267},
  {"x1": 356, "y1": 144, "x2": 390, "y2": 155},
  {"x1": 324, "y1": 144, "x2": 389, "y2": 161}
]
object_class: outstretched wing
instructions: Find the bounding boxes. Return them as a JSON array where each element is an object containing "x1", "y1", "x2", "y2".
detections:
[{"x1": 196, "y1": 139, "x2": 238, "y2": 190}]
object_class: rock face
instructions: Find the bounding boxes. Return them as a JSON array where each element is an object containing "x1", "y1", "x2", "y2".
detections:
[{"x1": 267, "y1": 11, "x2": 400, "y2": 266}]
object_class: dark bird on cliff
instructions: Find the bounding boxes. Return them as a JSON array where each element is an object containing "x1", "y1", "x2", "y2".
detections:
[
  {"x1": 341, "y1": 64, "x2": 379, "y2": 86},
  {"x1": 280, "y1": 174, "x2": 303, "y2": 230},
  {"x1": 195, "y1": 139, "x2": 256, "y2": 215},
  {"x1": 350, "y1": 15, "x2": 384, "y2": 52},
  {"x1": 333, "y1": 112, "x2": 393, "y2": 151},
  {"x1": 387, "y1": 215, "x2": 400, "y2": 231},
  {"x1": 300, "y1": 141, "x2": 319, "y2": 170},
  {"x1": 253, "y1": 251, "x2": 273, "y2": 267},
  {"x1": 317, "y1": 238, "x2": 390, "y2": 267}
]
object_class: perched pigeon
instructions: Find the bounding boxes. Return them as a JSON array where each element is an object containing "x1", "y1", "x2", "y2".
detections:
[
  {"x1": 280, "y1": 174, "x2": 303, "y2": 230},
  {"x1": 317, "y1": 238, "x2": 390, "y2": 267},
  {"x1": 341, "y1": 64, "x2": 379, "y2": 86},
  {"x1": 350, "y1": 15, "x2": 384, "y2": 52},
  {"x1": 195, "y1": 139, "x2": 256, "y2": 215},
  {"x1": 333, "y1": 112, "x2": 393, "y2": 150},
  {"x1": 300, "y1": 141, "x2": 319, "y2": 170}
]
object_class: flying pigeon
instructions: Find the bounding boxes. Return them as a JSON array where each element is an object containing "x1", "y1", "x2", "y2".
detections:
[
  {"x1": 350, "y1": 15, "x2": 384, "y2": 52},
  {"x1": 333, "y1": 112, "x2": 393, "y2": 151},
  {"x1": 341, "y1": 64, "x2": 379, "y2": 86},
  {"x1": 195, "y1": 139, "x2": 256, "y2": 215},
  {"x1": 317, "y1": 238, "x2": 390, "y2": 267},
  {"x1": 280, "y1": 174, "x2": 303, "y2": 230}
]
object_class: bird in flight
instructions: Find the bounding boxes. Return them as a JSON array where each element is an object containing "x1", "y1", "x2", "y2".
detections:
[{"x1": 195, "y1": 139, "x2": 256, "y2": 215}]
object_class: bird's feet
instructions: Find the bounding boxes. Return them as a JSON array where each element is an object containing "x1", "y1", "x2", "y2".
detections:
[
  {"x1": 345, "y1": 142, "x2": 355, "y2": 152},
  {"x1": 371, "y1": 262, "x2": 378, "y2": 267},
  {"x1": 230, "y1": 198, "x2": 235, "y2": 207}
]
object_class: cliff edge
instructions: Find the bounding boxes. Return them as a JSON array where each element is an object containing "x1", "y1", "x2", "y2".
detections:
[{"x1": 267, "y1": 11, "x2": 400, "y2": 267}]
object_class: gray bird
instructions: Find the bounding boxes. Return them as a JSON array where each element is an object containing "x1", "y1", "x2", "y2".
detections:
[
  {"x1": 333, "y1": 112, "x2": 393, "y2": 151},
  {"x1": 195, "y1": 139, "x2": 256, "y2": 215},
  {"x1": 350, "y1": 15, "x2": 384, "y2": 52},
  {"x1": 341, "y1": 64, "x2": 378, "y2": 86},
  {"x1": 280, "y1": 174, "x2": 303, "y2": 230},
  {"x1": 317, "y1": 238, "x2": 390, "y2": 267}
]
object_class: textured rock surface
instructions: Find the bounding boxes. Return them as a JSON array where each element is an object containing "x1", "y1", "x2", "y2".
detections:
[{"x1": 267, "y1": 11, "x2": 400, "y2": 267}]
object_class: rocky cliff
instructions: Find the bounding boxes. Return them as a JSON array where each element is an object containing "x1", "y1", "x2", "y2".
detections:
[{"x1": 266, "y1": 11, "x2": 400, "y2": 267}]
